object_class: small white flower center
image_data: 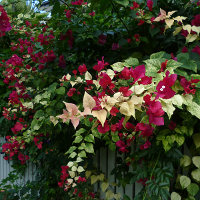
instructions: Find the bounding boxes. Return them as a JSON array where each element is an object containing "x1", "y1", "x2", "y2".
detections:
[{"x1": 160, "y1": 85, "x2": 165, "y2": 91}]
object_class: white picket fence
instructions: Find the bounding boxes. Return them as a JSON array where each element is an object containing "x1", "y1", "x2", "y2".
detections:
[
  {"x1": 0, "y1": 137, "x2": 142, "y2": 199},
  {"x1": 0, "y1": 137, "x2": 36, "y2": 185},
  {"x1": 94, "y1": 148, "x2": 142, "y2": 199}
]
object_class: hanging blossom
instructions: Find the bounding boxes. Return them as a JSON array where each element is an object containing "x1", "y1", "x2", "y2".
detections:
[
  {"x1": 98, "y1": 34, "x2": 107, "y2": 45},
  {"x1": 57, "y1": 102, "x2": 83, "y2": 129},
  {"x1": 192, "y1": 46, "x2": 200, "y2": 56},
  {"x1": 147, "y1": 0, "x2": 153, "y2": 11},
  {"x1": 130, "y1": 1, "x2": 139, "y2": 10},
  {"x1": 180, "y1": 77, "x2": 200, "y2": 95},
  {"x1": 71, "y1": 0, "x2": 85, "y2": 5},
  {"x1": 155, "y1": 71, "x2": 177, "y2": 99},
  {"x1": 0, "y1": 5, "x2": 12, "y2": 37},
  {"x1": 145, "y1": 97, "x2": 165, "y2": 126},
  {"x1": 191, "y1": 14, "x2": 200, "y2": 26}
]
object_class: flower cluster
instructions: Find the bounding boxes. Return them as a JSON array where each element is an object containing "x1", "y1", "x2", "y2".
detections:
[
  {"x1": 2, "y1": 136, "x2": 29, "y2": 164},
  {"x1": 0, "y1": 5, "x2": 12, "y2": 37},
  {"x1": 58, "y1": 165, "x2": 70, "y2": 189}
]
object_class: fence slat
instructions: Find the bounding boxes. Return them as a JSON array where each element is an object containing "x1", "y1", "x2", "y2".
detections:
[
  {"x1": 0, "y1": 137, "x2": 36, "y2": 187},
  {"x1": 1, "y1": 137, "x2": 144, "y2": 199}
]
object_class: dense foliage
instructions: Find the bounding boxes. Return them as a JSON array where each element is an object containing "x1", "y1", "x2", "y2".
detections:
[{"x1": 0, "y1": 0, "x2": 200, "y2": 199}]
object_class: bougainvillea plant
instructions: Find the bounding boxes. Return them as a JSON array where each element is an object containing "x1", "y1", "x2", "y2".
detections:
[
  {"x1": 0, "y1": 0, "x2": 200, "y2": 199},
  {"x1": 51, "y1": 51, "x2": 200, "y2": 199}
]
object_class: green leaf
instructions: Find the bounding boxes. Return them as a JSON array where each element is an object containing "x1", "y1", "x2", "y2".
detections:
[
  {"x1": 75, "y1": 128, "x2": 86, "y2": 136},
  {"x1": 167, "y1": 59, "x2": 183, "y2": 70},
  {"x1": 193, "y1": 90, "x2": 200, "y2": 105},
  {"x1": 85, "y1": 143, "x2": 94, "y2": 154},
  {"x1": 140, "y1": 36, "x2": 149, "y2": 44},
  {"x1": 177, "y1": 52, "x2": 189, "y2": 60},
  {"x1": 123, "y1": 195, "x2": 131, "y2": 200},
  {"x1": 74, "y1": 135, "x2": 83, "y2": 143},
  {"x1": 191, "y1": 169, "x2": 200, "y2": 182},
  {"x1": 159, "y1": 182, "x2": 170, "y2": 187},
  {"x1": 66, "y1": 146, "x2": 76, "y2": 154},
  {"x1": 34, "y1": 110, "x2": 44, "y2": 118},
  {"x1": 111, "y1": 62, "x2": 124, "y2": 72},
  {"x1": 112, "y1": 134, "x2": 119, "y2": 142},
  {"x1": 84, "y1": 118, "x2": 91, "y2": 127},
  {"x1": 92, "y1": 129, "x2": 102, "y2": 139},
  {"x1": 67, "y1": 161, "x2": 74, "y2": 167},
  {"x1": 78, "y1": 143, "x2": 86, "y2": 150},
  {"x1": 193, "y1": 134, "x2": 200, "y2": 149},
  {"x1": 175, "y1": 135, "x2": 185, "y2": 146},
  {"x1": 149, "y1": 26, "x2": 160, "y2": 37},
  {"x1": 175, "y1": 69, "x2": 190, "y2": 79},
  {"x1": 160, "y1": 188, "x2": 170, "y2": 199},
  {"x1": 180, "y1": 176, "x2": 191, "y2": 189},
  {"x1": 144, "y1": 59, "x2": 161, "y2": 77},
  {"x1": 76, "y1": 157, "x2": 83, "y2": 163},
  {"x1": 51, "y1": 0, "x2": 61, "y2": 15},
  {"x1": 109, "y1": 142, "x2": 116, "y2": 151},
  {"x1": 122, "y1": 116, "x2": 131, "y2": 128},
  {"x1": 31, "y1": 119, "x2": 41, "y2": 130},
  {"x1": 48, "y1": 82, "x2": 58, "y2": 93},
  {"x1": 171, "y1": 192, "x2": 181, "y2": 200},
  {"x1": 187, "y1": 102, "x2": 200, "y2": 119},
  {"x1": 114, "y1": 0, "x2": 129, "y2": 7},
  {"x1": 150, "y1": 51, "x2": 165, "y2": 59},
  {"x1": 191, "y1": 74, "x2": 200, "y2": 81},
  {"x1": 187, "y1": 183, "x2": 199, "y2": 196},
  {"x1": 124, "y1": 57, "x2": 139, "y2": 67},
  {"x1": 71, "y1": 166, "x2": 77, "y2": 172},
  {"x1": 78, "y1": 150, "x2": 86, "y2": 158},
  {"x1": 161, "y1": 99, "x2": 175, "y2": 119},
  {"x1": 162, "y1": 139, "x2": 171, "y2": 151},
  {"x1": 91, "y1": 175, "x2": 98, "y2": 184},
  {"x1": 192, "y1": 156, "x2": 200, "y2": 168},
  {"x1": 84, "y1": 134, "x2": 95, "y2": 143},
  {"x1": 114, "y1": 193, "x2": 121, "y2": 200},
  {"x1": 180, "y1": 155, "x2": 191, "y2": 167},
  {"x1": 56, "y1": 87, "x2": 65, "y2": 95},
  {"x1": 171, "y1": 95, "x2": 184, "y2": 108},
  {"x1": 101, "y1": 182, "x2": 109, "y2": 192},
  {"x1": 98, "y1": 0, "x2": 112, "y2": 12},
  {"x1": 166, "y1": 135, "x2": 175, "y2": 145},
  {"x1": 69, "y1": 171, "x2": 75, "y2": 178},
  {"x1": 98, "y1": 173, "x2": 105, "y2": 181},
  {"x1": 177, "y1": 53, "x2": 197, "y2": 72},
  {"x1": 175, "y1": 126, "x2": 188, "y2": 135},
  {"x1": 23, "y1": 102, "x2": 34, "y2": 109},
  {"x1": 0, "y1": 80, "x2": 4, "y2": 86},
  {"x1": 185, "y1": 197, "x2": 195, "y2": 200},
  {"x1": 77, "y1": 166, "x2": 84, "y2": 173},
  {"x1": 69, "y1": 152, "x2": 77, "y2": 158},
  {"x1": 106, "y1": 190, "x2": 115, "y2": 199},
  {"x1": 85, "y1": 171, "x2": 91, "y2": 178}
]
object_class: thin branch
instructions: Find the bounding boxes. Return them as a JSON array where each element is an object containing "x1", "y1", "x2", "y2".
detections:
[
  {"x1": 110, "y1": 0, "x2": 130, "y2": 34},
  {"x1": 59, "y1": 0, "x2": 70, "y2": 9},
  {"x1": 142, "y1": 152, "x2": 161, "y2": 200}
]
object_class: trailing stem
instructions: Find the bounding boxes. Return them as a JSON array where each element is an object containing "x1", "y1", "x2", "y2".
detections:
[
  {"x1": 110, "y1": 0, "x2": 130, "y2": 34},
  {"x1": 142, "y1": 152, "x2": 161, "y2": 200}
]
